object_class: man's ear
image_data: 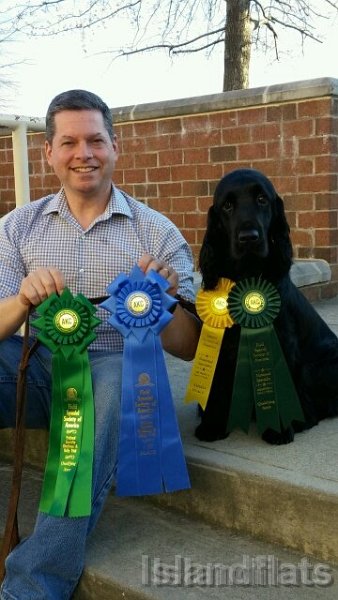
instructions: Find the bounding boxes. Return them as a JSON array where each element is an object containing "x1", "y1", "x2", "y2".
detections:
[{"x1": 45, "y1": 140, "x2": 53, "y2": 166}]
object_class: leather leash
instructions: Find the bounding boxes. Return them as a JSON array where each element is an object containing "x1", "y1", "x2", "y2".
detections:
[{"x1": 0, "y1": 307, "x2": 39, "y2": 582}]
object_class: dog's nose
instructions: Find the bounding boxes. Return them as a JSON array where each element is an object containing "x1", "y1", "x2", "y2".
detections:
[{"x1": 238, "y1": 229, "x2": 260, "y2": 243}]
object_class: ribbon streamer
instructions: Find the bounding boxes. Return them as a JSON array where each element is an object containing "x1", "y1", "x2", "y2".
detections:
[
  {"x1": 101, "y1": 265, "x2": 190, "y2": 496},
  {"x1": 184, "y1": 278, "x2": 235, "y2": 410},
  {"x1": 32, "y1": 288, "x2": 100, "y2": 517},
  {"x1": 226, "y1": 278, "x2": 305, "y2": 434}
]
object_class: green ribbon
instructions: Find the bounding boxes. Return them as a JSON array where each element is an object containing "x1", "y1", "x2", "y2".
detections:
[
  {"x1": 32, "y1": 288, "x2": 100, "y2": 517},
  {"x1": 226, "y1": 278, "x2": 305, "y2": 435}
]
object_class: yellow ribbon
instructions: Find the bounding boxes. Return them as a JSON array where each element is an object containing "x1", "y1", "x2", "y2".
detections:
[{"x1": 185, "y1": 278, "x2": 235, "y2": 410}]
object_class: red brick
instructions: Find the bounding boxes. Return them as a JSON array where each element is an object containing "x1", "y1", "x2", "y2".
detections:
[
  {"x1": 299, "y1": 136, "x2": 337, "y2": 156},
  {"x1": 282, "y1": 120, "x2": 314, "y2": 138},
  {"x1": 147, "y1": 167, "x2": 170, "y2": 182},
  {"x1": 197, "y1": 196, "x2": 213, "y2": 212},
  {"x1": 124, "y1": 169, "x2": 147, "y2": 184},
  {"x1": 267, "y1": 103, "x2": 297, "y2": 122},
  {"x1": 133, "y1": 184, "x2": 158, "y2": 199},
  {"x1": 298, "y1": 174, "x2": 335, "y2": 193},
  {"x1": 181, "y1": 228, "x2": 197, "y2": 245},
  {"x1": 196, "y1": 163, "x2": 224, "y2": 180},
  {"x1": 181, "y1": 115, "x2": 211, "y2": 132},
  {"x1": 183, "y1": 148, "x2": 209, "y2": 164},
  {"x1": 291, "y1": 230, "x2": 314, "y2": 246},
  {"x1": 157, "y1": 118, "x2": 182, "y2": 134},
  {"x1": 135, "y1": 153, "x2": 158, "y2": 168},
  {"x1": 158, "y1": 182, "x2": 182, "y2": 197},
  {"x1": 238, "y1": 143, "x2": 266, "y2": 160},
  {"x1": 221, "y1": 111, "x2": 238, "y2": 128},
  {"x1": 121, "y1": 137, "x2": 147, "y2": 153},
  {"x1": 132, "y1": 121, "x2": 158, "y2": 137},
  {"x1": 148, "y1": 197, "x2": 171, "y2": 212},
  {"x1": 184, "y1": 213, "x2": 208, "y2": 228},
  {"x1": 171, "y1": 197, "x2": 197, "y2": 212},
  {"x1": 143, "y1": 135, "x2": 170, "y2": 151},
  {"x1": 158, "y1": 149, "x2": 183, "y2": 167},
  {"x1": 315, "y1": 229, "x2": 338, "y2": 246},
  {"x1": 210, "y1": 146, "x2": 237, "y2": 162},
  {"x1": 298, "y1": 210, "x2": 337, "y2": 228},
  {"x1": 222, "y1": 127, "x2": 251, "y2": 144},
  {"x1": 182, "y1": 181, "x2": 209, "y2": 197},
  {"x1": 171, "y1": 165, "x2": 197, "y2": 181},
  {"x1": 298, "y1": 99, "x2": 331, "y2": 118},
  {"x1": 250, "y1": 122, "x2": 281, "y2": 142},
  {"x1": 237, "y1": 107, "x2": 266, "y2": 125}
]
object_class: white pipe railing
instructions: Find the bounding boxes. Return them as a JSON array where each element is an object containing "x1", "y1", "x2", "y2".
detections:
[{"x1": 0, "y1": 114, "x2": 45, "y2": 209}]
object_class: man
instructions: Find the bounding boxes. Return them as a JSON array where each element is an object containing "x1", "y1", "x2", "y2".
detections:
[{"x1": 0, "y1": 89, "x2": 200, "y2": 599}]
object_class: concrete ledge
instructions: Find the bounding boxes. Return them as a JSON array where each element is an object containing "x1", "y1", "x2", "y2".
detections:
[{"x1": 193, "y1": 259, "x2": 331, "y2": 291}]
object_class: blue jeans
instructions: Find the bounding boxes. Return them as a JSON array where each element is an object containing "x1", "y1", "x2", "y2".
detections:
[{"x1": 0, "y1": 335, "x2": 122, "y2": 599}]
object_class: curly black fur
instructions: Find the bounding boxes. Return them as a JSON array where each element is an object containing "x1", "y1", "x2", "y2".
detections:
[{"x1": 196, "y1": 168, "x2": 338, "y2": 445}]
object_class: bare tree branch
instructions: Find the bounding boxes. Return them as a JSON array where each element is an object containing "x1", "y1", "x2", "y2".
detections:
[{"x1": 1, "y1": 0, "x2": 337, "y2": 94}]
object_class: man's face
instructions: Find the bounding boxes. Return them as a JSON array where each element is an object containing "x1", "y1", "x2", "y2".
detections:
[{"x1": 45, "y1": 109, "x2": 118, "y2": 200}]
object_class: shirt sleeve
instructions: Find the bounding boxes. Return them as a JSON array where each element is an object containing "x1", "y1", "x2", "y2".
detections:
[
  {"x1": 150, "y1": 219, "x2": 196, "y2": 304},
  {"x1": 0, "y1": 212, "x2": 26, "y2": 298}
]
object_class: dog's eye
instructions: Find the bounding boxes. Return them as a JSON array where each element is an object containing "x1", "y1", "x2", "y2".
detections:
[
  {"x1": 222, "y1": 200, "x2": 233, "y2": 213},
  {"x1": 257, "y1": 194, "x2": 268, "y2": 206}
]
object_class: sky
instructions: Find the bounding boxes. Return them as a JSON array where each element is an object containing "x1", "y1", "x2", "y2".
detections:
[{"x1": 1, "y1": 3, "x2": 337, "y2": 118}]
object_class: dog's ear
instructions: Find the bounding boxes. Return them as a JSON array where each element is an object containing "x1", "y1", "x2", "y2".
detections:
[
  {"x1": 269, "y1": 194, "x2": 293, "y2": 275},
  {"x1": 199, "y1": 205, "x2": 223, "y2": 289}
]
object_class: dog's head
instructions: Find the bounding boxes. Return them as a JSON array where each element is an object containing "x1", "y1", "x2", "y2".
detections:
[{"x1": 199, "y1": 168, "x2": 293, "y2": 288}]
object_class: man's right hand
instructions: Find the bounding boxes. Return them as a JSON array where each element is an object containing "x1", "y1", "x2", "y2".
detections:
[
  {"x1": 0, "y1": 267, "x2": 65, "y2": 340},
  {"x1": 18, "y1": 267, "x2": 65, "y2": 307}
]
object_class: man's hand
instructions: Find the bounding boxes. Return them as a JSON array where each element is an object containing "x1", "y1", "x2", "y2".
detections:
[
  {"x1": 138, "y1": 254, "x2": 178, "y2": 297},
  {"x1": 137, "y1": 253, "x2": 200, "y2": 361},
  {"x1": 0, "y1": 267, "x2": 66, "y2": 340},
  {"x1": 18, "y1": 267, "x2": 65, "y2": 307}
]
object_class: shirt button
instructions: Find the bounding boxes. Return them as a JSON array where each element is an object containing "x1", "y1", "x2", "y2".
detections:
[{"x1": 79, "y1": 268, "x2": 85, "y2": 273}]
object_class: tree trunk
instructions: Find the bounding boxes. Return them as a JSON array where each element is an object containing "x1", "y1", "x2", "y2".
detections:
[{"x1": 223, "y1": 0, "x2": 251, "y2": 91}]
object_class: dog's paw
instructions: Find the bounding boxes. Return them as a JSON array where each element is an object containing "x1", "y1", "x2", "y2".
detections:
[
  {"x1": 195, "y1": 422, "x2": 229, "y2": 442},
  {"x1": 261, "y1": 426, "x2": 294, "y2": 445}
]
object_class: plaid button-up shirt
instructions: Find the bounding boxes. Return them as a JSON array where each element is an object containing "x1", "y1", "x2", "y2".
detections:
[{"x1": 0, "y1": 186, "x2": 195, "y2": 352}]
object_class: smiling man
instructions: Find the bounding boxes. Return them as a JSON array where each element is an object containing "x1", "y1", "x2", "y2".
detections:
[{"x1": 0, "y1": 89, "x2": 200, "y2": 600}]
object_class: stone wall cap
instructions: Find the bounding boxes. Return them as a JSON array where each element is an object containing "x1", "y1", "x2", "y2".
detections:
[{"x1": 112, "y1": 77, "x2": 338, "y2": 123}]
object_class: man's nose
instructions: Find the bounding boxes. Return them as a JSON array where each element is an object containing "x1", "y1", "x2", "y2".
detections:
[{"x1": 75, "y1": 141, "x2": 93, "y2": 159}]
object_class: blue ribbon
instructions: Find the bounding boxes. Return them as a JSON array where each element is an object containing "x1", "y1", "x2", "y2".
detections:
[{"x1": 101, "y1": 265, "x2": 190, "y2": 496}]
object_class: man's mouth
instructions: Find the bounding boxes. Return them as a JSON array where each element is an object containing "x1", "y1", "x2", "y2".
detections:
[{"x1": 71, "y1": 166, "x2": 98, "y2": 173}]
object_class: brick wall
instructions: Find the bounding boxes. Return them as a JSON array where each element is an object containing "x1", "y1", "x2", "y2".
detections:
[{"x1": 1, "y1": 78, "x2": 338, "y2": 298}]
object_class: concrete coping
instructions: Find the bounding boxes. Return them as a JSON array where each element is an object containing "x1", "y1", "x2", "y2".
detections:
[{"x1": 193, "y1": 258, "x2": 331, "y2": 291}]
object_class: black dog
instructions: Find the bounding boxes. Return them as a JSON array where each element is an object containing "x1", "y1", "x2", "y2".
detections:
[{"x1": 196, "y1": 168, "x2": 338, "y2": 445}]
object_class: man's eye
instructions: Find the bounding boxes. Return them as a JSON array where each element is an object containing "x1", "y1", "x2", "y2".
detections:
[{"x1": 257, "y1": 194, "x2": 268, "y2": 206}]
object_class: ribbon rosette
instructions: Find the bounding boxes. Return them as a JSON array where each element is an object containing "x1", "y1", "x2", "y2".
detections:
[
  {"x1": 32, "y1": 288, "x2": 100, "y2": 517},
  {"x1": 101, "y1": 264, "x2": 190, "y2": 496},
  {"x1": 185, "y1": 278, "x2": 236, "y2": 410},
  {"x1": 226, "y1": 278, "x2": 305, "y2": 434}
]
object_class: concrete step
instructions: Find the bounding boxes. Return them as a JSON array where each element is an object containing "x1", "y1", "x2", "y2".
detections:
[{"x1": 1, "y1": 463, "x2": 338, "y2": 600}]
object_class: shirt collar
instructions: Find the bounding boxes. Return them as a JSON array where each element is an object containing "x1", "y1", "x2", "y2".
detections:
[{"x1": 42, "y1": 185, "x2": 132, "y2": 221}]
